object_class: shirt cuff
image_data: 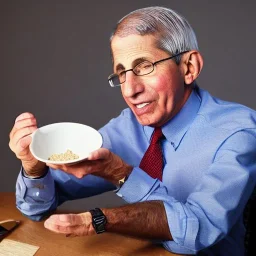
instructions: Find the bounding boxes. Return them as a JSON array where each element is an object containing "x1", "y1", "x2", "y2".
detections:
[
  {"x1": 22, "y1": 167, "x2": 49, "y2": 179},
  {"x1": 17, "y1": 167, "x2": 55, "y2": 202},
  {"x1": 116, "y1": 167, "x2": 159, "y2": 203},
  {"x1": 163, "y1": 201, "x2": 199, "y2": 253},
  {"x1": 162, "y1": 240, "x2": 196, "y2": 255}
]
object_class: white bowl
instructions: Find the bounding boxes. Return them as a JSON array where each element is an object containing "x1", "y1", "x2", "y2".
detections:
[{"x1": 29, "y1": 122, "x2": 102, "y2": 165}]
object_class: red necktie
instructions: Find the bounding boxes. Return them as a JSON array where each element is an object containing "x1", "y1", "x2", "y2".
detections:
[{"x1": 139, "y1": 127, "x2": 165, "y2": 180}]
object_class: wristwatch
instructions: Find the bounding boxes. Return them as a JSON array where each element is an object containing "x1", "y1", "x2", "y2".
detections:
[{"x1": 89, "y1": 208, "x2": 107, "y2": 234}]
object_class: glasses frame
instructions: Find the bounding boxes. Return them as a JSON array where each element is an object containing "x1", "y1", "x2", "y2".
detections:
[{"x1": 108, "y1": 50, "x2": 189, "y2": 87}]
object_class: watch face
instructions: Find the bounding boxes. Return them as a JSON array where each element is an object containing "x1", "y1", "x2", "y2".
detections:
[
  {"x1": 90, "y1": 208, "x2": 107, "y2": 234},
  {"x1": 93, "y1": 222, "x2": 105, "y2": 234}
]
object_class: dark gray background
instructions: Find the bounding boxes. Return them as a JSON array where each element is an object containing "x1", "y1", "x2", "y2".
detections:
[{"x1": 1, "y1": 0, "x2": 256, "y2": 194}]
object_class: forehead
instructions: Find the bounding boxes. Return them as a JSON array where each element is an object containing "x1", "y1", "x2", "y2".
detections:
[{"x1": 111, "y1": 34, "x2": 164, "y2": 68}]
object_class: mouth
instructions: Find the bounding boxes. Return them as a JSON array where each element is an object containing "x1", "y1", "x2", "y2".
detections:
[
  {"x1": 135, "y1": 102, "x2": 150, "y2": 109},
  {"x1": 132, "y1": 101, "x2": 154, "y2": 116}
]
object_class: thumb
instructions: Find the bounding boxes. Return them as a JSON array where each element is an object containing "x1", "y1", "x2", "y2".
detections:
[
  {"x1": 87, "y1": 148, "x2": 111, "y2": 161},
  {"x1": 19, "y1": 135, "x2": 32, "y2": 150}
]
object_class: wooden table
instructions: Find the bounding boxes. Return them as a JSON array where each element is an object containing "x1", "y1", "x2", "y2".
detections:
[{"x1": 0, "y1": 193, "x2": 184, "y2": 256}]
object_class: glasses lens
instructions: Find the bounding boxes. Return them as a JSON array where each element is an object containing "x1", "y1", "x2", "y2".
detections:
[
  {"x1": 134, "y1": 61, "x2": 153, "y2": 76},
  {"x1": 109, "y1": 71, "x2": 127, "y2": 87},
  {"x1": 109, "y1": 74, "x2": 120, "y2": 87}
]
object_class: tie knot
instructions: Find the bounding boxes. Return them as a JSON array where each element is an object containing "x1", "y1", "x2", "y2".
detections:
[{"x1": 151, "y1": 127, "x2": 164, "y2": 144}]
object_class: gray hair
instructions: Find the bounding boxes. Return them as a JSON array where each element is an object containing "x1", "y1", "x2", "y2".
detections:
[{"x1": 110, "y1": 6, "x2": 198, "y2": 64}]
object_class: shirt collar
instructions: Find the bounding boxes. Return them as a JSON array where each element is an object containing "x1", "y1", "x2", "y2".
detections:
[{"x1": 144, "y1": 89, "x2": 201, "y2": 150}]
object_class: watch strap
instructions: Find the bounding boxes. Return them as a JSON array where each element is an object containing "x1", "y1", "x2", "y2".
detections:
[{"x1": 89, "y1": 208, "x2": 107, "y2": 234}]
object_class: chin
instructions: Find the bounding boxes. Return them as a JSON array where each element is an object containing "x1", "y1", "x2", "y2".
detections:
[
  {"x1": 137, "y1": 117, "x2": 159, "y2": 127},
  {"x1": 136, "y1": 118, "x2": 150, "y2": 126},
  {"x1": 133, "y1": 109, "x2": 164, "y2": 127}
]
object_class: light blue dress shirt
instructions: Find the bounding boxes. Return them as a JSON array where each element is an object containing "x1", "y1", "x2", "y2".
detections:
[{"x1": 16, "y1": 86, "x2": 256, "y2": 255}]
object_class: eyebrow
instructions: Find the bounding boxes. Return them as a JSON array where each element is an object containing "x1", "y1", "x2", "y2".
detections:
[{"x1": 115, "y1": 57, "x2": 149, "y2": 73}]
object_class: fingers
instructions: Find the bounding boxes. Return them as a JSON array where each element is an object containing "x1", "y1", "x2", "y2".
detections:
[
  {"x1": 9, "y1": 112, "x2": 37, "y2": 154},
  {"x1": 45, "y1": 214, "x2": 78, "y2": 227},
  {"x1": 44, "y1": 214, "x2": 74, "y2": 234},
  {"x1": 47, "y1": 161, "x2": 99, "y2": 178},
  {"x1": 9, "y1": 112, "x2": 46, "y2": 174},
  {"x1": 10, "y1": 126, "x2": 37, "y2": 153},
  {"x1": 15, "y1": 112, "x2": 35, "y2": 123},
  {"x1": 19, "y1": 135, "x2": 33, "y2": 150},
  {"x1": 47, "y1": 164, "x2": 88, "y2": 178},
  {"x1": 12, "y1": 126, "x2": 37, "y2": 144},
  {"x1": 44, "y1": 213, "x2": 93, "y2": 236},
  {"x1": 87, "y1": 148, "x2": 111, "y2": 160},
  {"x1": 48, "y1": 148, "x2": 122, "y2": 181},
  {"x1": 10, "y1": 112, "x2": 37, "y2": 142},
  {"x1": 10, "y1": 112, "x2": 36, "y2": 137},
  {"x1": 14, "y1": 116, "x2": 37, "y2": 130}
]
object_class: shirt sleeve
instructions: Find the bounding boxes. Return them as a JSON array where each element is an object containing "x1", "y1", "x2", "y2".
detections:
[
  {"x1": 16, "y1": 167, "x2": 57, "y2": 221},
  {"x1": 15, "y1": 113, "x2": 126, "y2": 221},
  {"x1": 16, "y1": 167, "x2": 116, "y2": 221},
  {"x1": 117, "y1": 130, "x2": 256, "y2": 253}
]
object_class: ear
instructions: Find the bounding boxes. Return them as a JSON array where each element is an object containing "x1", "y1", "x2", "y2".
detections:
[{"x1": 181, "y1": 51, "x2": 203, "y2": 85}]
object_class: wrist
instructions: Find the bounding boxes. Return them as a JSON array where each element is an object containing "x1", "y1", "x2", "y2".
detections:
[
  {"x1": 115, "y1": 164, "x2": 133, "y2": 185},
  {"x1": 89, "y1": 208, "x2": 107, "y2": 234},
  {"x1": 22, "y1": 160, "x2": 47, "y2": 178}
]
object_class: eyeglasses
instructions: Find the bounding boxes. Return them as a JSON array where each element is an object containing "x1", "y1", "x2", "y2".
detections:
[{"x1": 108, "y1": 51, "x2": 189, "y2": 87}]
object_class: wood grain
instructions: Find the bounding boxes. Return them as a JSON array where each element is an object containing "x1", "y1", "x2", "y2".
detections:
[
  {"x1": 0, "y1": 239, "x2": 39, "y2": 256},
  {"x1": 0, "y1": 193, "x2": 184, "y2": 256}
]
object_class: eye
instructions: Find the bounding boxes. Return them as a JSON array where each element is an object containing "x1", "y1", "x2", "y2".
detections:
[
  {"x1": 141, "y1": 62, "x2": 152, "y2": 69},
  {"x1": 134, "y1": 61, "x2": 153, "y2": 75}
]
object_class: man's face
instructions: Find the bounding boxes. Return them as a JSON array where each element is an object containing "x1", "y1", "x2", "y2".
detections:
[{"x1": 111, "y1": 34, "x2": 191, "y2": 127}]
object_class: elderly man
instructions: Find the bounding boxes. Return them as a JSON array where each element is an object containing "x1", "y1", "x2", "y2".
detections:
[{"x1": 9, "y1": 6, "x2": 256, "y2": 255}]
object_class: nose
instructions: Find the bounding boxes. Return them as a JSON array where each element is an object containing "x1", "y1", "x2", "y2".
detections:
[{"x1": 122, "y1": 71, "x2": 144, "y2": 98}]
